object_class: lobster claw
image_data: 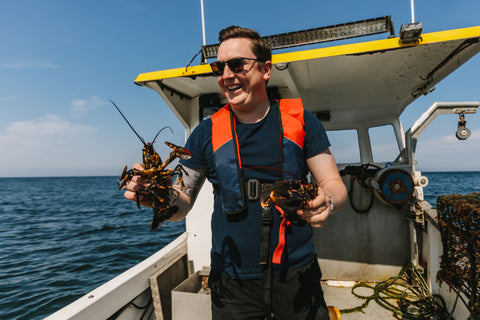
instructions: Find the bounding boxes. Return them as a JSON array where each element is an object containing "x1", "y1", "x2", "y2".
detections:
[
  {"x1": 270, "y1": 190, "x2": 307, "y2": 225},
  {"x1": 118, "y1": 165, "x2": 129, "y2": 189},
  {"x1": 164, "y1": 141, "x2": 192, "y2": 160},
  {"x1": 259, "y1": 179, "x2": 317, "y2": 225},
  {"x1": 150, "y1": 205, "x2": 178, "y2": 230},
  {"x1": 260, "y1": 180, "x2": 301, "y2": 209}
]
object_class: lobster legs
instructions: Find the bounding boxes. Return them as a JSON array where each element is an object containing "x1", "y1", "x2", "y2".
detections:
[{"x1": 260, "y1": 179, "x2": 318, "y2": 225}]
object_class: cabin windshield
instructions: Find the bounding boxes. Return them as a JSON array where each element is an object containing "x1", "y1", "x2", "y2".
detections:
[
  {"x1": 369, "y1": 124, "x2": 401, "y2": 163},
  {"x1": 327, "y1": 123, "x2": 401, "y2": 166},
  {"x1": 327, "y1": 129, "x2": 360, "y2": 164}
]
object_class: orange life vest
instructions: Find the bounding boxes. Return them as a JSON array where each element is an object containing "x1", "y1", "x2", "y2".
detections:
[{"x1": 210, "y1": 99, "x2": 306, "y2": 214}]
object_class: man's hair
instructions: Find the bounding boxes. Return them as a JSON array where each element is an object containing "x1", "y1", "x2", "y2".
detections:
[{"x1": 218, "y1": 26, "x2": 272, "y2": 63}]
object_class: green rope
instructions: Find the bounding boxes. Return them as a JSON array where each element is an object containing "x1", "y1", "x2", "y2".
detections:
[{"x1": 340, "y1": 264, "x2": 454, "y2": 319}]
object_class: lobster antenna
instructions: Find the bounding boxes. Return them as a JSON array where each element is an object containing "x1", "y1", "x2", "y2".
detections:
[
  {"x1": 152, "y1": 126, "x2": 174, "y2": 144},
  {"x1": 109, "y1": 100, "x2": 146, "y2": 145}
]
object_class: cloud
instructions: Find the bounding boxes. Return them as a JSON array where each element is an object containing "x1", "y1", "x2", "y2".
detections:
[
  {"x1": 418, "y1": 129, "x2": 480, "y2": 150},
  {"x1": 414, "y1": 129, "x2": 480, "y2": 170},
  {"x1": 0, "y1": 114, "x2": 97, "y2": 147},
  {"x1": 70, "y1": 96, "x2": 107, "y2": 118},
  {"x1": 439, "y1": 129, "x2": 480, "y2": 142},
  {"x1": 0, "y1": 115, "x2": 99, "y2": 175},
  {"x1": 0, "y1": 61, "x2": 60, "y2": 69}
]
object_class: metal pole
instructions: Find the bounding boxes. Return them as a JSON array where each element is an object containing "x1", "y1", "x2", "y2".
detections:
[
  {"x1": 201, "y1": 0, "x2": 206, "y2": 46},
  {"x1": 410, "y1": 0, "x2": 415, "y2": 23}
]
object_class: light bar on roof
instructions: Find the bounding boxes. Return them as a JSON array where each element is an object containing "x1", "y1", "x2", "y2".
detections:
[
  {"x1": 202, "y1": 44, "x2": 220, "y2": 62},
  {"x1": 201, "y1": 16, "x2": 394, "y2": 61}
]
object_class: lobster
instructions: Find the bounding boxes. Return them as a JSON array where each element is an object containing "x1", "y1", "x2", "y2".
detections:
[
  {"x1": 259, "y1": 179, "x2": 318, "y2": 225},
  {"x1": 111, "y1": 100, "x2": 191, "y2": 230}
]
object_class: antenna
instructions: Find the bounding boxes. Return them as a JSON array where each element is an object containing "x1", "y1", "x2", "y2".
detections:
[
  {"x1": 200, "y1": 0, "x2": 206, "y2": 46},
  {"x1": 410, "y1": 0, "x2": 415, "y2": 23}
]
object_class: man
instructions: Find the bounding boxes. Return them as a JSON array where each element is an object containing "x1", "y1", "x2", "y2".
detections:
[{"x1": 124, "y1": 26, "x2": 347, "y2": 320}]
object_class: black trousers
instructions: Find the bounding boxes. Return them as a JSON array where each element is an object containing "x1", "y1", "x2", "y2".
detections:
[{"x1": 208, "y1": 259, "x2": 329, "y2": 320}]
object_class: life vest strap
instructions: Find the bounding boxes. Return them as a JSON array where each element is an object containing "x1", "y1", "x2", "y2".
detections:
[
  {"x1": 259, "y1": 207, "x2": 273, "y2": 265},
  {"x1": 272, "y1": 205, "x2": 291, "y2": 264},
  {"x1": 260, "y1": 206, "x2": 274, "y2": 320}
]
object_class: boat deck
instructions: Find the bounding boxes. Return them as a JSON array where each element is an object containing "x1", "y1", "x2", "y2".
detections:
[{"x1": 322, "y1": 282, "x2": 398, "y2": 319}]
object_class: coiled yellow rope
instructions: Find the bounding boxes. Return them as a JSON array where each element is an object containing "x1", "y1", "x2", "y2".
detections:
[{"x1": 340, "y1": 264, "x2": 454, "y2": 319}]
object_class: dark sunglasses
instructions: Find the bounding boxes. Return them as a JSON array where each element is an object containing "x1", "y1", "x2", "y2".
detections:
[{"x1": 210, "y1": 57, "x2": 262, "y2": 76}]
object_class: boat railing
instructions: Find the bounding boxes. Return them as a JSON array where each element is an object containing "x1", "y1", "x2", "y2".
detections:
[{"x1": 45, "y1": 233, "x2": 188, "y2": 320}]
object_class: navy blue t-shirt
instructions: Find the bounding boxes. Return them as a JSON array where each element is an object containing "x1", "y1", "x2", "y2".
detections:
[{"x1": 180, "y1": 100, "x2": 330, "y2": 279}]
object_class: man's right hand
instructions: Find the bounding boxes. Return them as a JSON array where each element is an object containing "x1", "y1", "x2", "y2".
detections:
[{"x1": 122, "y1": 163, "x2": 153, "y2": 208}]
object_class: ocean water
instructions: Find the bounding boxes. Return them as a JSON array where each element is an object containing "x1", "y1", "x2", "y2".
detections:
[
  {"x1": 0, "y1": 176, "x2": 185, "y2": 320},
  {"x1": 422, "y1": 171, "x2": 480, "y2": 205},
  {"x1": 0, "y1": 172, "x2": 479, "y2": 320}
]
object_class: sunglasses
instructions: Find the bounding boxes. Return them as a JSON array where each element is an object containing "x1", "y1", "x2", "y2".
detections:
[{"x1": 210, "y1": 57, "x2": 263, "y2": 76}]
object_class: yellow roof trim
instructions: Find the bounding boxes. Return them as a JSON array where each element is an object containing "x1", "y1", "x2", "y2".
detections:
[
  {"x1": 135, "y1": 64, "x2": 213, "y2": 83},
  {"x1": 135, "y1": 26, "x2": 480, "y2": 83}
]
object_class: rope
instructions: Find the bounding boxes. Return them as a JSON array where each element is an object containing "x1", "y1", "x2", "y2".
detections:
[{"x1": 340, "y1": 264, "x2": 454, "y2": 319}]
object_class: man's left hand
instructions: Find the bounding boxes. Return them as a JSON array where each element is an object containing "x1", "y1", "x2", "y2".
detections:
[{"x1": 297, "y1": 189, "x2": 331, "y2": 228}]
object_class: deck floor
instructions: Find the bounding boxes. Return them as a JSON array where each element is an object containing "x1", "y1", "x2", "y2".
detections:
[{"x1": 322, "y1": 282, "x2": 398, "y2": 320}]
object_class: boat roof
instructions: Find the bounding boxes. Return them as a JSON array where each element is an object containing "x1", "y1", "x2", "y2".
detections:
[{"x1": 135, "y1": 26, "x2": 480, "y2": 129}]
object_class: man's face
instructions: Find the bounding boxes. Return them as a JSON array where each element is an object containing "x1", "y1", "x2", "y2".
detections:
[{"x1": 215, "y1": 38, "x2": 272, "y2": 113}]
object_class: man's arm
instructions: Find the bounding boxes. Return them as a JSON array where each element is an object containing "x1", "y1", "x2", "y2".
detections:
[
  {"x1": 168, "y1": 166, "x2": 207, "y2": 221},
  {"x1": 297, "y1": 148, "x2": 347, "y2": 228}
]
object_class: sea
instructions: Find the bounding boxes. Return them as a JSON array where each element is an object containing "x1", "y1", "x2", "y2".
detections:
[{"x1": 1, "y1": 172, "x2": 479, "y2": 320}]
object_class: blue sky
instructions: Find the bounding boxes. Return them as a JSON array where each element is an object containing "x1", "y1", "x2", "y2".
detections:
[{"x1": 0, "y1": 0, "x2": 479, "y2": 177}]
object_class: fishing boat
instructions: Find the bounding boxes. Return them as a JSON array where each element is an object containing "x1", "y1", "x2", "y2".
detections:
[{"x1": 46, "y1": 16, "x2": 480, "y2": 320}]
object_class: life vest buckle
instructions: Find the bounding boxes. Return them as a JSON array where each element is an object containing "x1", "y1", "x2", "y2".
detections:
[{"x1": 247, "y1": 179, "x2": 261, "y2": 201}]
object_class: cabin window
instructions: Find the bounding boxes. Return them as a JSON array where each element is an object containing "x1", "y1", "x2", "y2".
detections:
[
  {"x1": 326, "y1": 129, "x2": 360, "y2": 163},
  {"x1": 368, "y1": 124, "x2": 399, "y2": 163}
]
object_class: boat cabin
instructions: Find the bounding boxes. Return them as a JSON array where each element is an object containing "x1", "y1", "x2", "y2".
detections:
[{"x1": 46, "y1": 17, "x2": 480, "y2": 320}]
